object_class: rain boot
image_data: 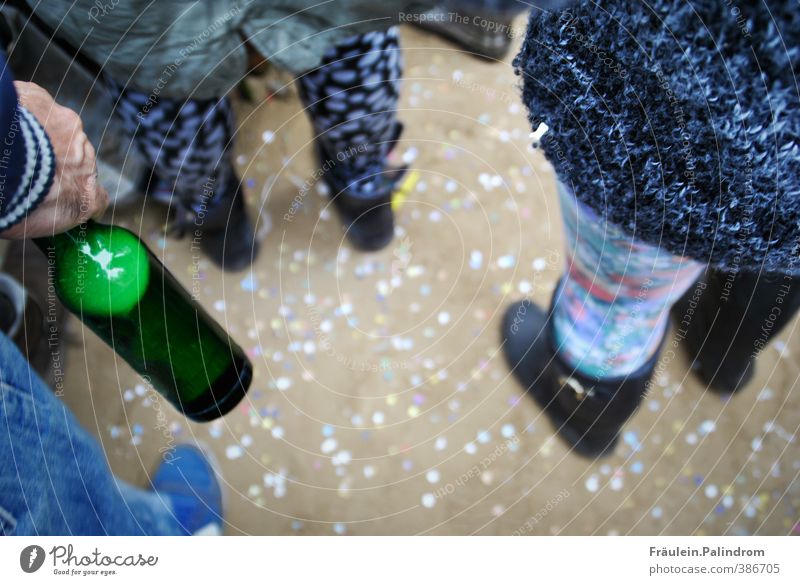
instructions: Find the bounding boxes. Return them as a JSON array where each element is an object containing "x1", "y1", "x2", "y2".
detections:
[
  {"x1": 316, "y1": 122, "x2": 406, "y2": 252},
  {"x1": 501, "y1": 293, "x2": 659, "y2": 458}
]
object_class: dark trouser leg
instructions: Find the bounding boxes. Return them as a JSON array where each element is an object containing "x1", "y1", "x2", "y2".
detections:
[{"x1": 675, "y1": 269, "x2": 800, "y2": 393}]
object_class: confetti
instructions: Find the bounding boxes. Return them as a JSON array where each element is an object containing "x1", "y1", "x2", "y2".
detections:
[{"x1": 421, "y1": 493, "x2": 436, "y2": 508}]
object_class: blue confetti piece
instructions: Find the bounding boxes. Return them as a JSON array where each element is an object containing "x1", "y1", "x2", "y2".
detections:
[
  {"x1": 240, "y1": 273, "x2": 258, "y2": 292},
  {"x1": 623, "y1": 431, "x2": 640, "y2": 449}
]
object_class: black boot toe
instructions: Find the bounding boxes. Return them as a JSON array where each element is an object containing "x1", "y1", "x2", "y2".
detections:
[
  {"x1": 501, "y1": 293, "x2": 658, "y2": 459},
  {"x1": 334, "y1": 195, "x2": 395, "y2": 252}
]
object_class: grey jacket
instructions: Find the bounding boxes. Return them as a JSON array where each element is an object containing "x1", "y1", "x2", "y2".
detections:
[{"x1": 28, "y1": 0, "x2": 432, "y2": 99}]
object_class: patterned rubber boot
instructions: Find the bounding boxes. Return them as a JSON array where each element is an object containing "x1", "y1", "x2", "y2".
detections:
[
  {"x1": 298, "y1": 29, "x2": 405, "y2": 252},
  {"x1": 315, "y1": 122, "x2": 406, "y2": 252}
]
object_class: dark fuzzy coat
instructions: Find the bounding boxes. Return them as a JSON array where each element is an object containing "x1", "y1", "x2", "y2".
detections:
[{"x1": 515, "y1": 0, "x2": 800, "y2": 273}]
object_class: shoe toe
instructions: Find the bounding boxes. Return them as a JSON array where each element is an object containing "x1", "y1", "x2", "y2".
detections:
[
  {"x1": 152, "y1": 445, "x2": 224, "y2": 535},
  {"x1": 342, "y1": 203, "x2": 394, "y2": 252}
]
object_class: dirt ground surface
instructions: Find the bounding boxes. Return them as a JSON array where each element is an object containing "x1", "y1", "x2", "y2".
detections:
[{"x1": 56, "y1": 23, "x2": 799, "y2": 535}]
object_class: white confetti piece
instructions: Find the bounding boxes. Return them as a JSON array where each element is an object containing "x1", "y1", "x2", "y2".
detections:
[
  {"x1": 470, "y1": 250, "x2": 483, "y2": 270},
  {"x1": 226, "y1": 445, "x2": 243, "y2": 460},
  {"x1": 698, "y1": 420, "x2": 716, "y2": 436},
  {"x1": 321, "y1": 438, "x2": 338, "y2": 454},
  {"x1": 497, "y1": 255, "x2": 515, "y2": 269}
]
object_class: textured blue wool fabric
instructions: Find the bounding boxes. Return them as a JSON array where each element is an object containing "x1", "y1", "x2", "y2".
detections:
[{"x1": 515, "y1": 0, "x2": 800, "y2": 273}]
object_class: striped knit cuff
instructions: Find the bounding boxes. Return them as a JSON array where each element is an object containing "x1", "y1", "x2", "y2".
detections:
[{"x1": 0, "y1": 105, "x2": 56, "y2": 232}]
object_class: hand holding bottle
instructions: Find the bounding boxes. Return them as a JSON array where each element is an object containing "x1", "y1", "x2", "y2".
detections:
[{"x1": 0, "y1": 81, "x2": 108, "y2": 239}]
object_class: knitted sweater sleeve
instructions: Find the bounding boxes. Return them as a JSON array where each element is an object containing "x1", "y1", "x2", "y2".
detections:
[{"x1": 0, "y1": 55, "x2": 55, "y2": 232}]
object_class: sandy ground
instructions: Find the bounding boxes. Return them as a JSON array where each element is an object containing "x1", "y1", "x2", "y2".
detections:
[{"x1": 55, "y1": 23, "x2": 799, "y2": 535}]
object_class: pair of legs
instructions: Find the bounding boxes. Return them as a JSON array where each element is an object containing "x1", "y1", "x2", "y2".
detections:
[
  {"x1": 106, "y1": 28, "x2": 403, "y2": 270},
  {"x1": 0, "y1": 330, "x2": 223, "y2": 535},
  {"x1": 502, "y1": 182, "x2": 800, "y2": 457},
  {"x1": 0, "y1": 27, "x2": 406, "y2": 536}
]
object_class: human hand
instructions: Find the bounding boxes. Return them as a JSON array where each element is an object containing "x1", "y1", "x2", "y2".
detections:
[{"x1": 1, "y1": 82, "x2": 108, "y2": 239}]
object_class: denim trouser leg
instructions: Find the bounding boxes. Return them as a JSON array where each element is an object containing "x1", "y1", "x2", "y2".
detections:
[{"x1": 0, "y1": 332, "x2": 183, "y2": 535}]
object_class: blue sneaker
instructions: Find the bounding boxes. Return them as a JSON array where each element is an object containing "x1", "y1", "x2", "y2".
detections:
[{"x1": 152, "y1": 445, "x2": 224, "y2": 535}]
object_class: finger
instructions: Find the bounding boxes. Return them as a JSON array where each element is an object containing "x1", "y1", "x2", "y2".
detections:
[
  {"x1": 91, "y1": 182, "x2": 110, "y2": 219},
  {"x1": 81, "y1": 135, "x2": 95, "y2": 166},
  {"x1": 81, "y1": 164, "x2": 109, "y2": 219},
  {"x1": 60, "y1": 122, "x2": 90, "y2": 165}
]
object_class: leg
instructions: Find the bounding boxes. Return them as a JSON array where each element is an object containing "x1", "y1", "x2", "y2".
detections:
[
  {"x1": 675, "y1": 268, "x2": 800, "y2": 393},
  {"x1": 104, "y1": 81, "x2": 258, "y2": 270},
  {"x1": 0, "y1": 332, "x2": 221, "y2": 535},
  {"x1": 105, "y1": 80, "x2": 235, "y2": 215},
  {"x1": 501, "y1": 183, "x2": 702, "y2": 457},
  {"x1": 552, "y1": 182, "x2": 703, "y2": 379},
  {"x1": 296, "y1": 27, "x2": 404, "y2": 251}
]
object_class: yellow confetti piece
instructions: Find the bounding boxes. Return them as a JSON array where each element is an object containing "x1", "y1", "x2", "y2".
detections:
[
  {"x1": 392, "y1": 169, "x2": 420, "y2": 212},
  {"x1": 407, "y1": 405, "x2": 420, "y2": 418},
  {"x1": 386, "y1": 394, "x2": 397, "y2": 406}
]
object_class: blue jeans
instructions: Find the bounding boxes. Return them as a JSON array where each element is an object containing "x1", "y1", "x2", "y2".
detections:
[{"x1": 0, "y1": 332, "x2": 183, "y2": 535}]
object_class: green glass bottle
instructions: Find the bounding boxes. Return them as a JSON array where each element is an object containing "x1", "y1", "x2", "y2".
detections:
[{"x1": 35, "y1": 221, "x2": 252, "y2": 421}]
